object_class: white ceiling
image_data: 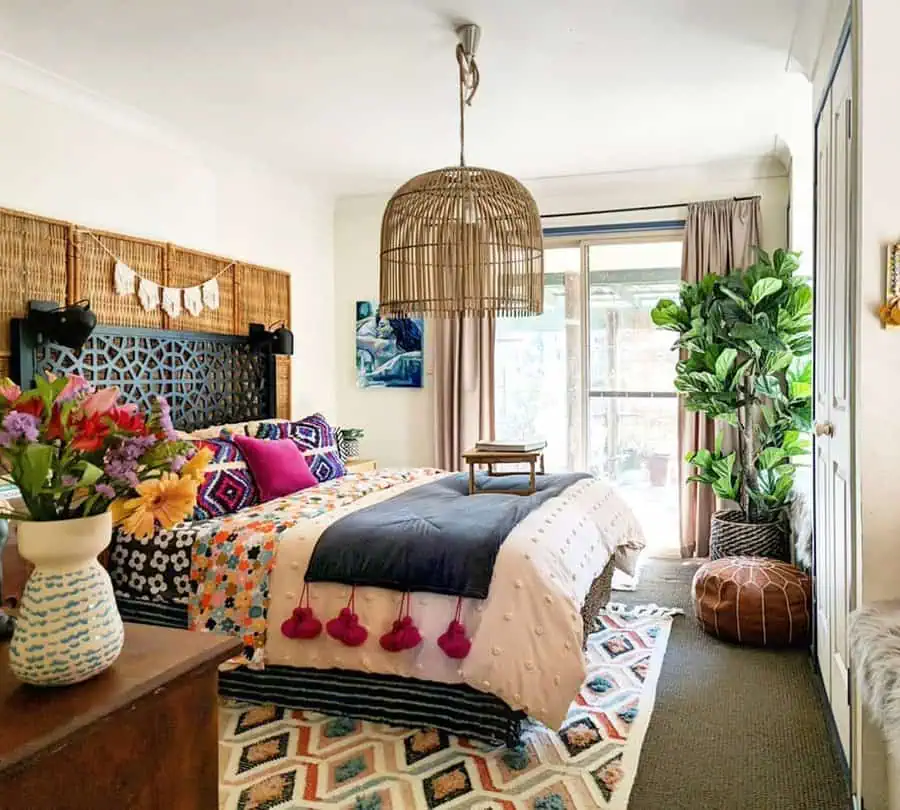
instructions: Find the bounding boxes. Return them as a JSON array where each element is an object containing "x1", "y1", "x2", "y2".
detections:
[{"x1": 0, "y1": 0, "x2": 805, "y2": 195}]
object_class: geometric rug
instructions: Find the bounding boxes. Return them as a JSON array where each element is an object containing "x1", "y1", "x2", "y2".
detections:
[{"x1": 218, "y1": 608, "x2": 675, "y2": 810}]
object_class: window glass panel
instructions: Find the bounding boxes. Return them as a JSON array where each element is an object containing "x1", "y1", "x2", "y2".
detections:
[
  {"x1": 589, "y1": 242, "x2": 681, "y2": 393},
  {"x1": 588, "y1": 240, "x2": 681, "y2": 554},
  {"x1": 495, "y1": 247, "x2": 582, "y2": 472}
]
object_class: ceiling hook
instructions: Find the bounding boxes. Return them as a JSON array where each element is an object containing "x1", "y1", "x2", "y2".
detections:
[{"x1": 456, "y1": 23, "x2": 481, "y2": 61}]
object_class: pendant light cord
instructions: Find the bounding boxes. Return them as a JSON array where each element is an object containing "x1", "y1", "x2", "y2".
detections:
[{"x1": 456, "y1": 43, "x2": 479, "y2": 167}]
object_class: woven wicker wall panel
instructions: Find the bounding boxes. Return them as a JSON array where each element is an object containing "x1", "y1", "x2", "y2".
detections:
[
  {"x1": 237, "y1": 263, "x2": 291, "y2": 328},
  {"x1": 237, "y1": 264, "x2": 291, "y2": 418},
  {"x1": 167, "y1": 246, "x2": 237, "y2": 334},
  {"x1": 0, "y1": 210, "x2": 68, "y2": 358},
  {"x1": 276, "y1": 356, "x2": 290, "y2": 419},
  {"x1": 73, "y1": 230, "x2": 166, "y2": 330},
  {"x1": 24, "y1": 327, "x2": 273, "y2": 432}
]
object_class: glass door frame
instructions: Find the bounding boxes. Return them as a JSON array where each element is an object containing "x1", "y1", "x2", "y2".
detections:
[{"x1": 543, "y1": 228, "x2": 685, "y2": 472}]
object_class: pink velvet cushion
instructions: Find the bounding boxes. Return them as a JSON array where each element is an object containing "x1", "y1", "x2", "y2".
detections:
[{"x1": 232, "y1": 435, "x2": 318, "y2": 501}]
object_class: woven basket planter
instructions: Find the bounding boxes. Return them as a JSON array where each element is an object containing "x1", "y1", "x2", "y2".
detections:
[{"x1": 709, "y1": 510, "x2": 787, "y2": 561}]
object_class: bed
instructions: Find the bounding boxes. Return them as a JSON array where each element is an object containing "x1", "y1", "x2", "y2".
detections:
[{"x1": 12, "y1": 321, "x2": 645, "y2": 746}]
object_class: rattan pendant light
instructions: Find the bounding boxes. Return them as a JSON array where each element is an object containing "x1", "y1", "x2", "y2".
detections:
[{"x1": 379, "y1": 24, "x2": 544, "y2": 318}]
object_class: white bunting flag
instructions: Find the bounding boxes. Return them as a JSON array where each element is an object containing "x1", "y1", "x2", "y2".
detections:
[
  {"x1": 114, "y1": 261, "x2": 135, "y2": 296},
  {"x1": 137, "y1": 278, "x2": 160, "y2": 311},
  {"x1": 202, "y1": 278, "x2": 220, "y2": 311},
  {"x1": 184, "y1": 286, "x2": 203, "y2": 316},
  {"x1": 161, "y1": 287, "x2": 182, "y2": 318}
]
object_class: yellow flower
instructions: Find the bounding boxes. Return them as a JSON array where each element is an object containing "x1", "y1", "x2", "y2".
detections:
[
  {"x1": 181, "y1": 447, "x2": 213, "y2": 483},
  {"x1": 112, "y1": 473, "x2": 198, "y2": 540}
]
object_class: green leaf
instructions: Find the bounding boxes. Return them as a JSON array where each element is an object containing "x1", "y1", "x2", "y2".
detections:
[
  {"x1": 787, "y1": 334, "x2": 813, "y2": 355},
  {"x1": 766, "y1": 351, "x2": 793, "y2": 373},
  {"x1": 755, "y1": 375, "x2": 785, "y2": 400},
  {"x1": 714, "y1": 429, "x2": 724, "y2": 455},
  {"x1": 650, "y1": 299, "x2": 687, "y2": 330},
  {"x1": 720, "y1": 286, "x2": 752, "y2": 312},
  {"x1": 715, "y1": 348, "x2": 737, "y2": 382},
  {"x1": 711, "y1": 453, "x2": 736, "y2": 480},
  {"x1": 782, "y1": 430, "x2": 811, "y2": 456},
  {"x1": 751, "y1": 277, "x2": 783, "y2": 305},
  {"x1": 789, "y1": 284, "x2": 813, "y2": 316},
  {"x1": 758, "y1": 447, "x2": 787, "y2": 470},
  {"x1": 772, "y1": 473, "x2": 795, "y2": 502},
  {"x1": 19, "y1": 443, "x2": 54, "y2": 496},
  {"x1": 688, "y1": 448, "x2": 712, "y2": 468},
  {"x1": 77, "y1": 462, "x2": 104, "y2": 487},
  {"x1": 712, "y1": 478, "x2": 740, "y2": 501}
]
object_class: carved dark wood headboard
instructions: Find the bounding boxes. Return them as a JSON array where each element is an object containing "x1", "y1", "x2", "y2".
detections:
[{"x1": 9, "y1": 320, "x2": 276, "y2": 431}]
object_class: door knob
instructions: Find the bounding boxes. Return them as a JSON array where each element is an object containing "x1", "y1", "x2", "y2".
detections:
[{"x1": 814, "y1": 422, "x2": 834, "y2": 437}]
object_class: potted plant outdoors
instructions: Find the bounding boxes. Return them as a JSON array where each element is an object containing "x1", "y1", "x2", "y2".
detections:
[
  {"x1": 0, "y1": 373, "x2": 212, "y2": 686},
  {"x1": 647, "y1": 451, "x2": 670, "y2": 488},
  {"x1": 650, "y1": 249, "x2": 813, "y2": 560}
]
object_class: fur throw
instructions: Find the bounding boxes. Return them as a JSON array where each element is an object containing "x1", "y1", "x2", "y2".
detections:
[
  {"x1": 789, "y1": 491, "x2": 812, "y2": 570},
  {"x1": 849, "y1": 602, "x2": 900, "y2": 756},
  {"x1": 790, "y1": 467, "x2": 813, "y2": 570}
]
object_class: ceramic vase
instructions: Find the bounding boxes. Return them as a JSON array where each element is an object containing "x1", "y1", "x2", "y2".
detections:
[{"x1": 9, "y1": 511, "x2": 124, "y2": 686}]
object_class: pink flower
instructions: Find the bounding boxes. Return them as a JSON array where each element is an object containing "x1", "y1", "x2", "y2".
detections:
[
  {"x1": 81, "y1": 387, "x2": 120, "y2": 416},
  {"x1": 57, "y1": 374, "x2": 92, "y2": 403},
  {"x1": 0, "y1": 381, "x2": 21, "y2": 402}
]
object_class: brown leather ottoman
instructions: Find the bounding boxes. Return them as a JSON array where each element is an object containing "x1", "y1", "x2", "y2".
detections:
[{"x1": 692, "y1": 556, "x2": 811, "y2": 646}]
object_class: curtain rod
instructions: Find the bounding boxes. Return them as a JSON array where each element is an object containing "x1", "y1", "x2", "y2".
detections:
[{"x1": 540, "y1": 195, "x2": 761, "y2": 220}]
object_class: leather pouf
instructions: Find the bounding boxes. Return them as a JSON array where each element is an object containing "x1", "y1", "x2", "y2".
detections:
[{"x1": 692, "y1": 556, "x2": 811, "y2": 646}]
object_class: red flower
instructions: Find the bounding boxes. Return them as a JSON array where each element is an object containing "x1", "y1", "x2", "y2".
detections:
[
  {"x1": 70, "y1": 412, "x2": 111, "y2": 452},
  {"x1": 46, "y1": 406, "x2": 66, "y2": 441},
  {"x1": 106, "y1": 407, "x2": 146, "y2": 435},
  {"x1": 12, "y1": 397, "x2": 45, "y2": 419}
]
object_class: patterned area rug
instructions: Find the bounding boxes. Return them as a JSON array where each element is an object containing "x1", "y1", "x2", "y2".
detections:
[{"x1": 218, "y1": 608, "x2": 675, "y2": 810}]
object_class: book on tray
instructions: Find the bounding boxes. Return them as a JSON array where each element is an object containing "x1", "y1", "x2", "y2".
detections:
[{"x1": 475, "y1": 439, "x2": 547, "y2": 452}]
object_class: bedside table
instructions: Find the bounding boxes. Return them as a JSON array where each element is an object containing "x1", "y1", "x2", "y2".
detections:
[
  {"x1": 0, "y1": 623, "x2": 240, "y2": 810},
  {"x1": 345, "y1": 458, "x2": 377, "y2": 473}
]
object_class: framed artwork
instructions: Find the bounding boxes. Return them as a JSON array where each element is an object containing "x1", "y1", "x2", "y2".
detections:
[{"x1": 355, "y1": 301, "x2": 423, "y2": 388}]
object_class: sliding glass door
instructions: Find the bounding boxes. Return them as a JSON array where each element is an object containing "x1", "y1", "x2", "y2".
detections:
[{"x1": 495, "y1": 236, "x2": 682, "y2": 554}]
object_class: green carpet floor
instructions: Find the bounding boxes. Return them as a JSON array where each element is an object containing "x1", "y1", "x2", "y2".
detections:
[{"x1": 618, "y1": 557, "x2": 851, "y2": 810}]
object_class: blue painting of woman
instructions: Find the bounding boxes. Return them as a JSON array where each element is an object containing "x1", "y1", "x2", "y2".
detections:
[{"x1": 356, "y1": 301, "x2": 423, "y2": 388}]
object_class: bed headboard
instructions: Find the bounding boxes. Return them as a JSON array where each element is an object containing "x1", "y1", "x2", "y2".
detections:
[{"x1": 9, "y1": 320, "x2": 276, "y2": 432}]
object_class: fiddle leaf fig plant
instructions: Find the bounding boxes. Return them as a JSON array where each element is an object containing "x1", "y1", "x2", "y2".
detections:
[{"x1": 651, "y1": 248, "x2": 813, "y2": 524}]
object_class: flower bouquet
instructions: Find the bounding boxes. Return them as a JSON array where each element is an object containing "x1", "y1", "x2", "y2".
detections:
[
  {"x1": 0, "y1": 373, "x2": 211, "y2": 686},
  {"x1": 0, "y1": 374, "x2": 210, "y2": 532}
]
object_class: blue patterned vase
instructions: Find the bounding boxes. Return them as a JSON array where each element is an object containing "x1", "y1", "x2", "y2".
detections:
[{"x1": 9, "y1": 511, "x2": 124, "y2": 686}]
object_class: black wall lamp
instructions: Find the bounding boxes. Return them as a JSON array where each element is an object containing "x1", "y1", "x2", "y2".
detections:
[
  {"x1": 25, "y1": 300, "x2": 97, "y2": 351},
  {"x1": 249, "y1": 321, "x2": 294, "y2": 356}
]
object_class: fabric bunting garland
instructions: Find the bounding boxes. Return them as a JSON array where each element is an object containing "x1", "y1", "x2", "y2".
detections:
[{"x1": 91, "y1": 232, "x2": 229, "y2": 319}]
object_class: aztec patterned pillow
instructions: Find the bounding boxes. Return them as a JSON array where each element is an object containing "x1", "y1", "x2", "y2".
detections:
[
  {"x1": 191, "y1": 438, "x2": 261, "y2": 519},
  {"x1": 254, "y1": 413, "x2": 346, "y2": 483}
]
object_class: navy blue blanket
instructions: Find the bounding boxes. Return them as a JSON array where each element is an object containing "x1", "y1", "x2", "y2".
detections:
[{"x1": 304, "y1": 472, "x2": 590, "y2": 598}]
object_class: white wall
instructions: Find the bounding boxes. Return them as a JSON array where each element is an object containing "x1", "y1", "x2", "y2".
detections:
[
  {"x1": 854, "y1": 4, "x2": 900, "y2": 805},
  {"x1": 334, "y1": 157, "x2": 790, "y2": 467},
  {"x1": 0, "y1": 70, "x2": 335, "y2": 418}
]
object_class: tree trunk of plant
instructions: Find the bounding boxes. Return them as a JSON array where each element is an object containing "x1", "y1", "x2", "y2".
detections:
[{"x1": 740, "y1": 378, "x2": 757, "y2": 522}]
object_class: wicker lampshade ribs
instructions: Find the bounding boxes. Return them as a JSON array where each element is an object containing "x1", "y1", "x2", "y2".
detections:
[
  {"x1": 380, "y1": 167, "x2": 543, "y2": 318},
  {"x1": 379, "y1": 28, "x2": 544, "y2": 318}
]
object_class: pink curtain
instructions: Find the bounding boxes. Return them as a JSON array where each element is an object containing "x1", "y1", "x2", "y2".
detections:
[
  {"x1": 432, "y1": 316, "x2": 495, "y2": 471},
  {"x1": 679, "y1": 199, "x2": 761, "y2": 557}
]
